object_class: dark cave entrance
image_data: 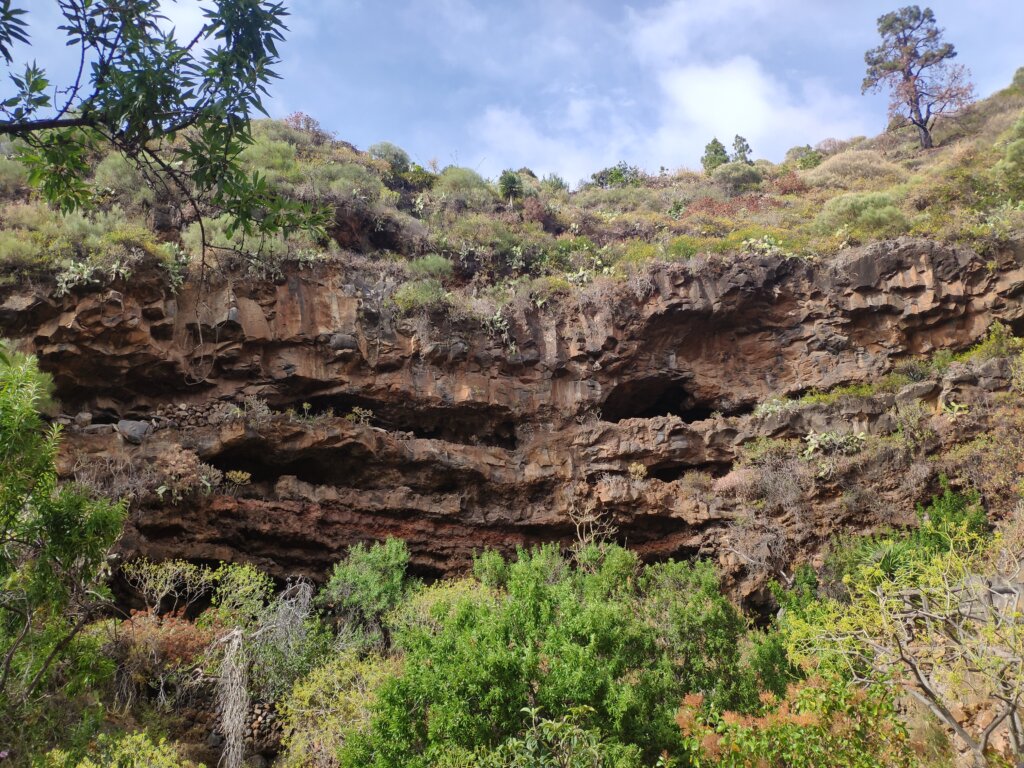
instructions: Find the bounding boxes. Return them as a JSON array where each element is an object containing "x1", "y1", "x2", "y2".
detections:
[{"x1": 601, "y1": 376, "x2": 716, "y2": 423}]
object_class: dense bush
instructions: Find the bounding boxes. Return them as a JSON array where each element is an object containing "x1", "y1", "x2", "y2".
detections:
[
  {"x1": 784, "y1": 144, "x2": 823, "y2": 169},
  {"x1": 92, "y1": 153, "x2": 156, "y2": 209},
  {"x1": 712, "y1": 162, "x2": 763, "y2": 195},
  {"x1": 181, "y1": 213, "x2": 329, "y2": 278},
  {"x1": 434, "y1": 167, "x2": 495, "y2": 212},
  {"x1": 333, "y1": 545, "x2": 782, "y2": 767},
  {"x1": 0, "y1": 156, "x2": 28, "y2": 196},
  {"x1": 42, "y1": 732, "x2": 199, "y2": 768},
  {"x1": 815, "y1": 191, "x2": 909, "y2": 239},
  {"x1": 803, "y1": 150, "x2": 905, "y2": 189},
  {"x1": 279, "y1": 651, "x2": 393, "y2": 768},
  {"x1": 369, "y1": 142, "x2": 412, "y2": 176},
  {"x1": 406, "y1": 253, "x2": 454, "y2": 279},
  {"x1": 1, "y1": 347, "x2": 125, "y2": 760},
  {"x1": 0, "y1": 203, "x2": 175, "y2": 286},
  {"x1": 392, "y1": 278, "x2": 449, "y2": 314},
  {"x1": 997, "y1": 118, "x2": 1024, "y2": 200},
  {"x1": 590, "y1": 161, "x2": 644, "y2": 189},
  {"x1": 319, "y1": 539, "x2": 415, "y2": 643},
  {"x1": 677, "y1": 675, "x2": 916, "y2": 768}
]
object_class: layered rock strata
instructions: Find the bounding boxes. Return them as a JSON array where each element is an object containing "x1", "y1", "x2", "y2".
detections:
[{"x1": 3, "y1": 237, "x2": 1023, "y2": 595}]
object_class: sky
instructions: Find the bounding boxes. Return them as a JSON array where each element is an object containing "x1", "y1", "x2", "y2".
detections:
[{"x1": 11, "y1": 1, "x2": 1024, "y2": 184}]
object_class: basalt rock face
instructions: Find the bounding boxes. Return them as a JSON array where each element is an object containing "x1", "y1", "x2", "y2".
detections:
[{"x1": 3, "y1": 238, "x2": 1024, "y2": 596}]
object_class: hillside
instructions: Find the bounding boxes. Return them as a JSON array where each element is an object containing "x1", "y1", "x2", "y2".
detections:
[{"x1": 2, "y1": 67, "x2": 1024, "y2": 768}]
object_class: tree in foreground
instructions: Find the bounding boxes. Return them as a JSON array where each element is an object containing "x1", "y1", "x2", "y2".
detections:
[
  {"x1": 862, "y1": 5, "x2": 975, "y2": 149},
  {"x1": 701, "y1": 138, "x2": 729, "y2": 174},
  {"x1": 0, "y1": 343, "x2": 124, "y2": 757},
  {"x1": 784, "y1": 492, "x2": 1023, "y2": 768},
  {"x1": 0, "y1": 0, "x2": 325, "y2": 272}
]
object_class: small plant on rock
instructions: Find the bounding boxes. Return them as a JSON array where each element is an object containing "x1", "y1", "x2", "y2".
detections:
[
  {"x1": 801, "y1": 430, "x2": 866, "y2": 459},
  {"x1": 345, "y1": 406, "x2": 374, "y2": 426},
  {"x1": 627, "y1": 461, "x2": 648, "y2": 483}
]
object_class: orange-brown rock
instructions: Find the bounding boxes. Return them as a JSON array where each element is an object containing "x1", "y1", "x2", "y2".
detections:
[{"x1": 3, "y1": 237, "x2": 1024, "y2": 596}]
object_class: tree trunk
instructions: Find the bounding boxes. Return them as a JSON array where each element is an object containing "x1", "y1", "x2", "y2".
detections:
[
  {"x1": 904, "y1": 76, "x2": 933, "y2": 149},
  {"x1": 917, "y1": 123, "x2": 933, "y2": 149}
]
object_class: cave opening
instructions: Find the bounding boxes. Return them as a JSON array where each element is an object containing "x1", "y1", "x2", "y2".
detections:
[
  {"x1": 207, "y1": 444, "x2": 370, "y2": 488},
  {"x1": 601, "y1": 376, "x2": 715, "y2": 423},
  {"x1": 287, "y1": 394, "x2": 518, "y2": 450},
  {"x1": 646, "y1": 461, "x2": 731, "y2": 484}
]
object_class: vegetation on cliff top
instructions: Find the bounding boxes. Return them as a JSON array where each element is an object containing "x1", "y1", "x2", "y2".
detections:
[{"x1": 0, "y1": 57, "x2": 1022, "y2": 325}]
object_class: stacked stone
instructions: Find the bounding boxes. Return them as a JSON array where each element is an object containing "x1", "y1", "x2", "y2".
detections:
[{"x1": 151, "y1": 401, "x2": 239, "y2": 429}]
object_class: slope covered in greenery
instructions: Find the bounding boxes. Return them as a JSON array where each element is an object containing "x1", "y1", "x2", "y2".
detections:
[
  {"x1": 1, "y1": 70, "x2": 1022, "y2": 312},
  {"x1": 2, "y1": 50, "x2": 1024, "y2": 768}
]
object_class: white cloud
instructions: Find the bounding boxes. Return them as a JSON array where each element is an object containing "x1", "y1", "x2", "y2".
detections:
[
  {"x1": 646, "y1": 56, "x2": 871, "y2": 169},
  {"x1": 469, "y1": 53, "x2": 870, "y2": 180},
  {"x1": 471, "y1": 103, "x2": 636, "y2": 184},
  {"x1": 626, "y1": 0, "x2": 780, "y2": 64}
]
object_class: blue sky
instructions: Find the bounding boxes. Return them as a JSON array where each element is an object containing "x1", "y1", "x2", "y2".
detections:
[{"x1": 13, "y1": 1, "x2": 1024, "y2": 183}]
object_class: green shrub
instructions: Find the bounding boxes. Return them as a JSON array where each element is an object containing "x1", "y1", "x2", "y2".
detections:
[
  {"x1": 815, "y1": 192, "x2": 909, "y2": 239},
  {"x1": 797, "y1": 150, "x2": 824, "y2": 169},
  {"x1": 324, "y1": 162, "x2": 385, "y2": 201},
  {"x1": 402, "y1": 163, "x2": 438, "y2": 191},
  {"x1": 619, "y1": 240, "x2": 659, "y2": 265},
  {"x1": 1, "y1": 350, "x2": 125, "y2": 759},
  {"x1": 392, "y1": 279, "x2": 448, "y2": 314},
  {"x1": 368, "y1": 142, "x2": 411, "y2": 175},
  {"x1": 478, "y1": 708, "x2": 643, "y2": 768},
  {"x1": 253, "y1": 117, "x2": 322, "y2": 148},
  {"x1": 0, "y1": 203, "x2": 176, "y2": 285},
  {"x1": 803, "y1": 150, "x2": 905, "y2": 189},
  {"x1": 785, "y1": 144, "x2": 823, "y2": 169},
  {"x1": 958, "y1": 320, "x2": 1024, "y2": 362},
  {"x1": 998, "y1": 137, "x2": 1024, "y2": 200},
  {"x1": 206, "y1": 562, "x2": 275, "y2": 628},
  {"x1": 540, "y1": 173, "x2": 569, "y2": 193},
  {"x1": 279, "y1": 651, "x2": 394, "y2": 768},
  {"x1": 406, "y1": 254, "x2": 453, "y2": 279},
  {"x1": 712, "y1": 162, "x2": 762, "y2": 195},
  {"x1": 92, "y1": 153, "x2": 155, "y2": 208},
  {"x1": 319, "y1": 539, "x2": 414, "y2": 634},
  {"x1": 41, "y1": 732, "x2": 199, "y2": 768},
  {"x1": 242, "y1": 136, "x2": 299, "y2": 173},
  {"x1": 666, "y1": 235, "x2": 699, "y2": 260},
  {"x1": 335, "y1": 545, "x2": 774, "y2": 767},
  {"x1": 590, "y1": 161, "x2": 644, "y2": 189},
  {"x1": 0, "y1": 156, "x2": 28, "y2": 196},
  {"x1": 440, "y1": 214, "x2": 552, "y2": 276},
  {"x1": 798, "y1": 382, "x2": 876, "y2": 406},
  {"x1": 472, "y1": 549, "x2": 509, "y2": 589},
  {"x1": 572, "y1": 184, "x2": 666, "y2": 214},
  {"x1": 182, "y1": 213, "x2": 327, "y2": 277},
  {"x1": 678, "y1": 674, "x2": 916, "y2": 768},
  {"x1": 434, "y1": 167, "x2": 495, "y2": 211},
  {"x1": 0, "y1": 229, "x2": 44, "y2": 271}
]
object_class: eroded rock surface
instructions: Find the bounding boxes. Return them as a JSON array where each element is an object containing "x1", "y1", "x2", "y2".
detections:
[{"x1": 4, "y1": 237, "x2": 1024, "y2": 596}]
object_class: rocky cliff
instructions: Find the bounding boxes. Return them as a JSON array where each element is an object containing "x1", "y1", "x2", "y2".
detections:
[{"x1": 3, "y1": 237, "x2": 1023, "y2": 599}]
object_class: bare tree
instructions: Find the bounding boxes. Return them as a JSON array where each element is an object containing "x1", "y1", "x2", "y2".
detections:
[{"x1": 862, "y1": 5, "x2": 975, "y2": 149}]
